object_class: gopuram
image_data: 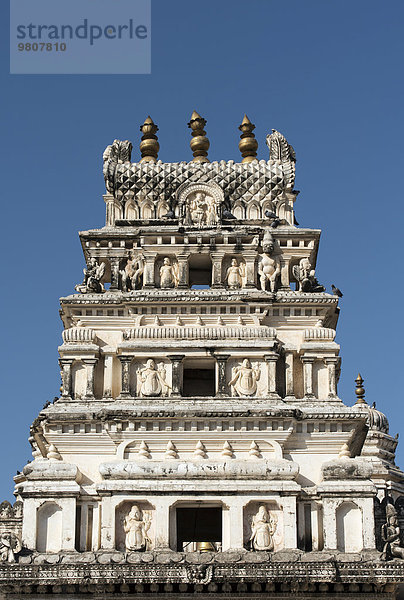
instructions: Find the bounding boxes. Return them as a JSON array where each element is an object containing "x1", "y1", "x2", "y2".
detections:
[{"x1": 1, "y1": 112, "x2": 404, "y2": 599}]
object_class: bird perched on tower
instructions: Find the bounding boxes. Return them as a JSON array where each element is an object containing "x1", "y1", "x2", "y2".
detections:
[{"x1": 331, "y1": 284, "x2": 343, "y2": 297}]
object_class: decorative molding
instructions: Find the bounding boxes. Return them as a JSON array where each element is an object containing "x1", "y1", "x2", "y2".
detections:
[
  {"x1": 124, "y1": 326, "x2": 276, "y2": 341},
  {"x1": 62, "y1": 328, "x2": 97, "y2": 344},
  {"x1": 304, "y1": 328, "x2": 336, "y2": 341}
]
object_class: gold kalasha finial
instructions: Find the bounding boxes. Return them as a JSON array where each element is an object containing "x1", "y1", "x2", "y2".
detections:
[
  {"x1": 139, "y1": 116, "x2": 159, "y2": 163},
  {"x1": 354, "y1": 373, "x2": 367, "y2": 405},
  {"x1": 187, "y1": 110, "x2": 210, "y2": 163},
  {"x1": 238, "y1": 114, "x2": 258, "y2": 163}
]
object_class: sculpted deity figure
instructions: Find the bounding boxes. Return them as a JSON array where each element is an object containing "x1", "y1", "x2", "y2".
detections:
[
  {"x1": 258, "y1": 233, "x2": 281, "y2": 292},
  {"x1": 137, "y1": 359, "x2": 170, "y2": 397},
  {"x1": 226, "y1": 258, "x2": 246, "y2": 289},
  {"x1": 381, "y1": 504, "x2": 404, "y2": 560},
  {"x1": 0, "y1": 532, "x2": 21, "y2": 563},
  {"x1": 229, "y1": 359, "x2": 260, "y2": 397},
  {"x1": 250, "y1": 505, "x2": 277, "y2": 551},
  {"x1": 120, "y1": 255, "x2": 144, "y2": 291},
  {"x1": 123, "y1": 505, "x2": 151, "y2": 551},
  {"x1": 185, "y1": 191, "x2": 217, "y2": 227},
  {"x1": 159, "y1": 257, "x2": 179, "y2": 288},
  {"x1": 292, "y1": 258, "x2": 325, "y2": 293},
  {"x1": 75, "y1": 257, "x2": 105, "y2": 294}
]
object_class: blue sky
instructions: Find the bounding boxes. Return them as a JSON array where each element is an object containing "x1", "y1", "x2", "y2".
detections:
[{"x1": 1, "y1": 0, "x2": 404, "y2": 501}]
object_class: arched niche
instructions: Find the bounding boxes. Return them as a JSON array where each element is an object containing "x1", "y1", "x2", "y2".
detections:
[
  {"x1": 336, "y1": 501, "x2": 363, "y2": 553},
  {"x1": 156, "y1": 201, "x2": 169, "y2": 218},
  {"x1": 140, "y1": 199, "x2": 155, "y2": 220},
  {"x1": 232, "y1": 201, "x2": 245, "y2": 220},
  {"x1": 71, "y1": 360, "x2": 86, "y2": 399},
  {"x1": 243, "y1": 501, "x2": 283, "y2": 552},
  {"x1": 37, "y1": 502, "x2": 62, "y2": 553},
  {"x1": 115, "y1": 500, "x2": 155, "y2": 552},
  {"x1": 247, "y1": 202, "x2": 260, "y2": 220},
  {"x1": 189, "y1": 254, "x2": 212, "y2": 288},
  {"x1": 125, "y1": 199, "x2": 139, "y2": 220}
]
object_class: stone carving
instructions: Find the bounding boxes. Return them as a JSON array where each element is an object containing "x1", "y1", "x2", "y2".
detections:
[
  {"x1": 266, "y1": 129, "x2": 296, "y2": 163},
  {"x1": 249, "y1": 505, "x2": 277, "y2": 551},
  {"x1": 103, "y1": 139, "x2": 133, "y2": 194},
  {"x1": 184, "y1": 191, "x2": 218, "y2": 227},
  {"x1": 137, "y1": 360, "x2": 170, "y2": 397},
  {"x1": 0, "y1": 531, "x2": 21, "y2": 563},
  {"x1": 258, "y1": 232, "x2": 281, "y2": 292},
  {"x1": 226, "y1": 259, "x2": 246, "y2": 289},
  {"x1": 75, "y1": 258, "x2": 105, "y2": 294},
  {"x1": 120, "y1": 255, "x2": 144, "y2": 291},
  {"x1": 123, "y1": 505, "x2": 151, "y2": 551},
  {"x1": 159, "y1": 258, "x2": 179, "y2": 289},
  {"x1": 381, "y1": 504, "x2": 404, "y2": 560},
  {"x1": 292, "y1": 258, "x2": 325, "y2": 293},
  {"x1": 0, "y1": 502, "x2": 12, "y2": 519},
  {"x1": 229, "y1": 359, "x2": 260, "y2": 397}
]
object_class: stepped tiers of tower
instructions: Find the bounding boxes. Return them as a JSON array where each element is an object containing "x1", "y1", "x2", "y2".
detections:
[{"x1": 1, "y1": 115, "x2": 404, "y2": 599}]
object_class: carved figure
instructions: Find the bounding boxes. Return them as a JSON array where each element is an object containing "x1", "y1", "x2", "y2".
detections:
[
  {"x1": 75, "y1": 258, "x2": 105, "y2": 294},
  {"x1": 185, "y1": 192, "x2": 217, "y2": 227},
  {"x1": 0, "y1": 532, "x2": 21, "y2": 563},
  {"x1": 292, "y1": 258, "x2": 325, "y2": 293},
  {"x1": 0, "y1": 502, "x2": 12, "y2": 519},
  {"x1": 120, "y1": 255, "x2": 144, "y2": 291},
  {"x1": 258, "y1": 232, "x2": 281, "y2": 292},
  {"x1": 159, "y1": 258, "x2": 179, "y2": 289},
  {"x1": 381, "y1": 504, "x2": 404, "y2": 560},
  {"x1": 249, "y1": 505, "x2": 277, "y2": 551},
  {"x1": 123, "y1": 505, "x2": 151, "y2": 551},
  {"x1": 137, "y1": 360, "x2": 170, "y2": 397},
  {"x1": 229, "y1": 359, "x2": 260, "y2": 397},
  {"x1": 226, "y1": 259, "x2": 246, "y2": 289}
]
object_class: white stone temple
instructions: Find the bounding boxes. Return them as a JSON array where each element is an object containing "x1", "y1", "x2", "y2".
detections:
[{"x1": 1, "y1": 113, "x2": 404, "y2": 598}]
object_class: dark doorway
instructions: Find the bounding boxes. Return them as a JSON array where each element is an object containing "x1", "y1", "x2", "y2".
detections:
[
  {"x1": 183, "y1": 362, "x2": 215, "y2": 397},
  {"x1": 176, "y1": 506, "x2": 222, "y2": 552},
  {"x1": 189, "y1": 254, "x2": 212, "y2": 288}
]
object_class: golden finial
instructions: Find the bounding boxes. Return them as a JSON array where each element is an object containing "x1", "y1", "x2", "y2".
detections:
[
  {"x1": 187, "y1": 110, "x2": 210, "y2": 163},
  {"x1": 238, "y1": 114, "x2": 258, "y2": 163},
  {"x1": 354, "y1": 373, "x2": 367, "y2": 405},
  {"x1": 139, "y1": 116, "x2": 159, "y2": 163}
]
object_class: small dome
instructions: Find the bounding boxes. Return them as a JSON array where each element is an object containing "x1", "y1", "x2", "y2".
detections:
[{"x1": 367, "y1": 405, "x2": 389, "y2": 434}]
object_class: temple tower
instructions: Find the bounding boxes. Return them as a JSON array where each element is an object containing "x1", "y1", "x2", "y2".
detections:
[{"x1": 1, "y1": 114, "x2": 404, "y2": 598}]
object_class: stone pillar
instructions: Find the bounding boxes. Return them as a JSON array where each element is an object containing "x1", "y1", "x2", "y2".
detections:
[
  {"x1": 242, "y1": 251, "x2": 257, "y2": 288},
  {"x1": 118, "y1": 356, "x2": 133, "y2": 398},
  {"x1": 167, "y1": 355, "x2": 184, "y2": 396},
  {"x1": 61, "y1": 497, "x2": 77, "y2": 551},
  {"x1": 215, "y1": 354, "x2": 230, "y2": 397},
  {"x1": 211, "y1": 253, "x2": 224, "y2": 288},
  {"x1": 59, "y1": 358, "x2": 74, "y2": 398},
  {"x1": 264, "y1": 353, "x2": 279, "y2": 396},
  {"x1": 177, "y1": 254, "x2": 190, "y2": 288},
  {"x1": 103, "y1": 350, "x2": 115, "y2": 398},
  {"x1": 280, "y1": 257, "x2": 291, "y2": 290},
  {"x1": 282, "y1": 496, "x2": 297, "y2": 549},
  {"x1": 324, "y1": 357, "x2": 338, "y2": 399},
  {"x1": 223, "y1": 498, "x2": 245, "y2": 551},
  {"x1": 361, "y1": 497, "x2": 376, "y2": 549},
  {"x1": 154, "y1": 498, "x2": 172, "y2": 549},
  {"x1": 109, "y1": 257, "x2": 120, "y2": 291},
  {"x1": 83, "y1": 358, "x2": 98, "y2": 399},
  {"x1": 143, "y1": 255, "x2": 156, "y2": 288},
  {"x1": 302, "y1": 357, "x2": 315, "y2": 398},
  {"x1": 100, "y1": 496, "x2": 115, "y2": 549},
  {"x1": 284, "y1": 351, "x2": 295, "y2": 398},
  {"x1": 21, "y1": 498, "x2": 37, "y2": 550},
  {"x1": 321, "y1": 499, "x2": 337, "y2": 550}
]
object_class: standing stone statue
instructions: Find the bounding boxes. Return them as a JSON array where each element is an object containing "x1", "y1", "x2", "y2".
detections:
[
  {"x1": 226, "y1": 259, "x2": 246, "y2": 289},
  {"x1": 123, "y1": 505, "x2": 151, "y2": 551},
  {"x1": 249, "y1": 505, "x2": 277, "y2": 551},
  {"x1": 137, "y1": 359, "x2": 170, "y2": 397},
  {"x1": 159, "y1": 258, "x2": 179, "y2": 288},
  {"x1": 258, "y1": 232, "x2": 281, "y2": 292},
  {"x1": 381, "y1": 504, "x2": 404, "y2": 560},
  {"x1": 229, "y1": 359, "x2": 260, "y2": 397},
  {"x1": 75, "y1": 257, "x2": 105, "y2": 294},
  {"x1": 120, "y1": 255, "x2": 144, "y2": 291}
]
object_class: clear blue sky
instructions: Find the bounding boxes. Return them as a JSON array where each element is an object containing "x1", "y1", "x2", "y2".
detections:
[{"x1": 1, "y1": 0, "x2": 403, "y2": 501}]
